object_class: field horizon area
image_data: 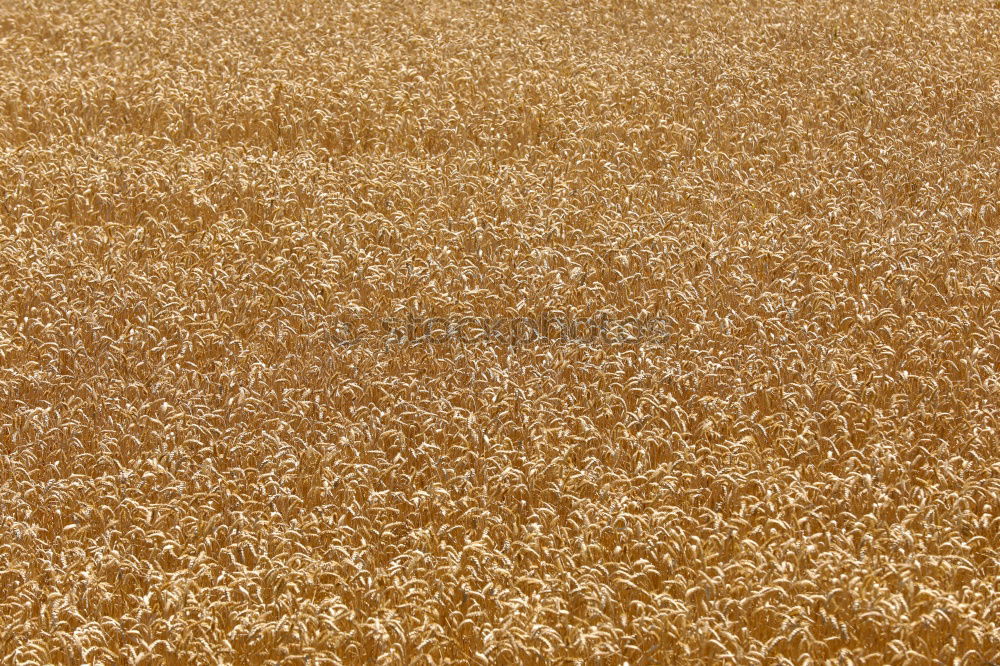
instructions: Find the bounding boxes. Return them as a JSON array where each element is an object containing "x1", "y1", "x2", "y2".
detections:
[{"x1": 1, "y1": 0, "x2": 999, "y2": 663}]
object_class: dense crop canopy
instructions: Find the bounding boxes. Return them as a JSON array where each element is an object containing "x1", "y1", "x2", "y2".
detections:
[{"x1": 1, "y1": 0, "x2": 999, "y2": 663}]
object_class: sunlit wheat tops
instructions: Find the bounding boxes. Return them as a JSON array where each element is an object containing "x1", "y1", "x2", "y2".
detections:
[{"x1": 1, "y1": 0, "x2": 999, "y2": 663}]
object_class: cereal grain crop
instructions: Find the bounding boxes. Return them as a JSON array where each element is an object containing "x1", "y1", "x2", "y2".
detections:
[{"x1": 1, "y1": 0, "x2": 999, "y2": 663}]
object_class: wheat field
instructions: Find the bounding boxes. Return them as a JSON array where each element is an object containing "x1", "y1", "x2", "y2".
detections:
[{"x1": 1, "y1": 0, "x2": 999, "y2": 663}]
